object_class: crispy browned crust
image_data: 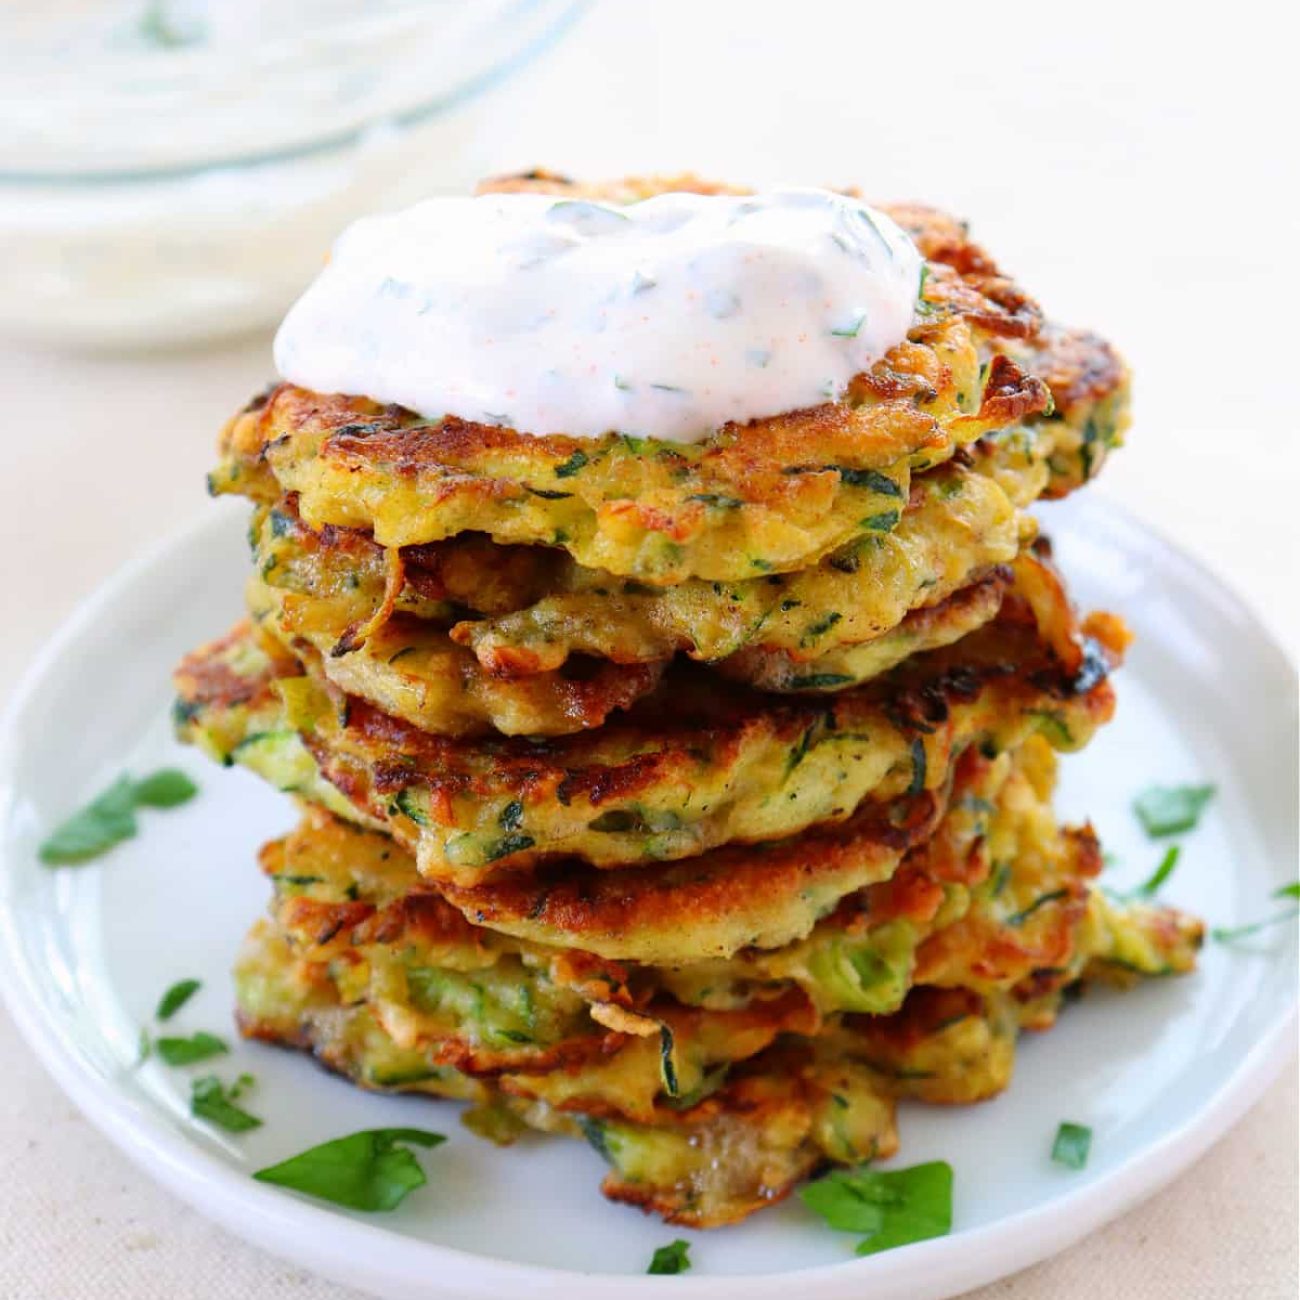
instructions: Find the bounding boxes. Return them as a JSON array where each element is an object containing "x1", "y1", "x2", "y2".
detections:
[
  {"x1": 275, "y1": 608, "x2": 666, "y2": 737},
  {"x1": 440, "y1": 782, "x2": 948, "y2": 953},
  {"x1": 174, "y1": 585, "x2": 1122, "y2": 893},
  {"x1": 911, "y1": 827, "x2": 1099, "y2": 989},
  {"x1": 248, "y1": 501, "x2": 667, "y2": 737},
  {"x1": 173, "y1": 621, "x2": 295, "y2": 707},
  {"x1": 221, "y1": 348, "x2": 1042, "y2": 543},
  {"x1": 255, "y1": 739, "x2": 1016, "y2": 983},
  {"x1": 343, "y1": 612, "x2": 1112, "y2": 844},
  {"x1": 1019, "y1": 323, "x2": 1127, "y2": 421}
]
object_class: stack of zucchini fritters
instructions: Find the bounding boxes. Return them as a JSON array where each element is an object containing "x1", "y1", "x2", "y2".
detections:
[{"x1": 174, "y1": 174, "x2": 1202, "y2": 1227}]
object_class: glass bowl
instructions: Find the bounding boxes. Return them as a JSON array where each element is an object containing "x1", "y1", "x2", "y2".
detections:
[{"x1": 0, "y1": 0, "x2": 586, "y2": 349}]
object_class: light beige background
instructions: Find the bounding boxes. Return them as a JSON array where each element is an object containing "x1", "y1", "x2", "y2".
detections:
[{"x1": 1, "y1": 0, "x2": 1296, "y2": 1295}]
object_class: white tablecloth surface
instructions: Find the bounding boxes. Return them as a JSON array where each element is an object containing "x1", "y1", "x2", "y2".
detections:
[{"x1": 1, "y1": 1, "x2": 1295, "y2": 1294}]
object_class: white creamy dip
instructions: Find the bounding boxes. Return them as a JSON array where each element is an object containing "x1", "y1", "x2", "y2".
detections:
[{"x1": 274, "y1": 188, "x2": 924, "y2": 443}]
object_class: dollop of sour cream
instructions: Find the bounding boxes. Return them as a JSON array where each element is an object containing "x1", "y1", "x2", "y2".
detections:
[{"x1": 274, "y1": 188, "x2": 924, "y2": 443}]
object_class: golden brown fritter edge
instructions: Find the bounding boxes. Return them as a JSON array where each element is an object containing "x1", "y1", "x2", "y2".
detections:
[{"x1": 210, "y1": 174, "x2": 1059, "y2": 584}]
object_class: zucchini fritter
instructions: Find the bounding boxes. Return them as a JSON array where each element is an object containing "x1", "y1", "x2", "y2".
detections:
[
  {"x1": 250, "y1": 733, "x2": 1201, "y2": 987},
  {"x1": 235, "y1": 322, "x2": 1122, "y2": 707},
  {"x1": 210, "y1": 184, "x2": 1061, "y2": 585},
  {"x1": 448, "y1": 457, "x2": 1024, "y2": 678},
  {"x1": 236, "y1": 887, "x2": 1197, "y2": 1229},
  {"x1": 248, "y1": 575, "x2": 665, "y2": 739},
  {"x1": 174, "y1": 587, "x2": 1123, "y2": 885},
  {"x1": 247, "y1": 454, "x2": 1026, "y2": 687}
]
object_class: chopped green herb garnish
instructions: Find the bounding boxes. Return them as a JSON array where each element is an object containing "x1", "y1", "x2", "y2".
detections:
[
  {"x1": 838, "y1": 468, "x2": 903, "y2": 496},
  {"x1": 1211, "y1": 905, "x2": 1300, "y2": 944},
  {"x1": 801, "y1": 611, "x2": 843, "y2": 646},
  {"x1": 191, "y1": 1074, "x2": 261, "y2": 1133},
  {"x1": 1275, "y1": 882, "x2": 1300, "y2": 900},
  {"x1": 788, "y1": 673, "x2": 855, "y2": 690},
  {"x1": 549, "y1": 199, "x2": 629, "y2": 225},
  {"x1": 1051, "y1": 1122, "x2": 1091, "y2": 1170},
  {"x1": 861, "y1": 510, "x2": 901, "y2": 532},
  {"x1": 39, "y1": 776, "x2": 135, "y2": 863},
  {"x1": 554, "y1": 450, "x2": 589, "y2": 478},
  {"x1": 648, "y1": 1240, "x2": 692, "y2": 1275},
  {"x1": 39, "y1": 769, "x2": 198, "y2": 865},
  {"x1": 132, "y1": 770, "x2": 199, "y2": 808},
  {"x1": 156, "y1": 978, "x2": 201, "y2": 1022},
  {"x1": 1133, "y1": 784, "x2": 1215, "y2": 838},
  {"x1": 830, "y1": 313, "x2": 867, "y2": 338},
  {"x1": 498, "y1": 800, "x2": 524, "y2": 831},
  {"x1": 800, "y1": 1161, "x2": 953, "y2": 1256},
  {"x1": 1006, "y1": 888, "x2": 1071, "y2": 927},
  {"x1": 1136, "y1": 846, "x2": 1181, "y2": 897},
  {"x1": 156, "y1": 1031, "x2": 228, "y2": 1066},
  {"x1": 253, "y1": 1128, "x2": 445, "y2": 1211},
  {"x1": 482, "y1": 832, "x2": 536, "y2": 863}
]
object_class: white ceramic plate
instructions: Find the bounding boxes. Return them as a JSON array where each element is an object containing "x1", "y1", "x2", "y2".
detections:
[{"x1": 1, "y1": 494, "x2": 1295, "y2": 1300}]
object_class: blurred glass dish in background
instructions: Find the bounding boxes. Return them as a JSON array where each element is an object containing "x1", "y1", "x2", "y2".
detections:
[{"x1": 0, "y1": 0, "x2": 586, "y2": 349}]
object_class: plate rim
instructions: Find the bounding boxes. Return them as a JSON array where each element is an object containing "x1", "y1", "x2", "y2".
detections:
[{"x1": 1, "y1": 497, "x2": 1296, "y2": 1300}]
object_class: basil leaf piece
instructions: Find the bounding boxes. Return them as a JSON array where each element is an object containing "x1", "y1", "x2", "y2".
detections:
[
  {"x1": 191, "y1": 1074, "x2": 261, "y2": 1132},
  {"x1": 648, "y1": 1240, "x2": 692, "y2": 1275},
  {"x1": 156, "y1": 978, "x2": 202, "y2": 1021},
  {"x1": 155, "y1": 1031, "x2": 228, "y2": 1066},
  {"x1": 1133, "y1": 784, "x2": 1215, "y2": 838},
  {"x1": 800, "y1": 1161, "x2": 953, "y2": 1256},
  {"x1": 253, "y1": 1128, "x2": 446, "y2": 1211},
  {"x1": 38, "y1": 775, "x2": 138, "y2": 864},
  {"x1": 1275, "y1": 882, "x2": 1300, "y2": 900},
  {"x1": 38, "y1": 768, "x2": 199, "y2": 865},
  {"x1": 1136, "y1": 846, "x2": 1180, "y2": 897},
  {"x1": 133, "y1": 769, "x2": 199, "y2": 809},
  {"x1": 1051, "y1": 1122, "x2": 1092, "y2": 1170}
]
